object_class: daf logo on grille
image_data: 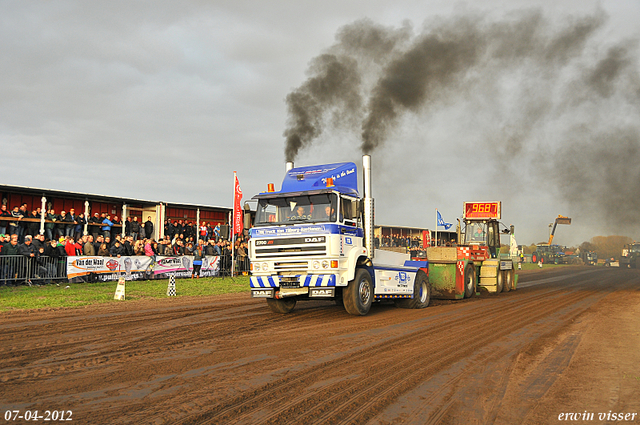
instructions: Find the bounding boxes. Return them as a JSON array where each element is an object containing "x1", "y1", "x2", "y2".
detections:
[{"x1": 305, "y1": 237, "x2": 325, "y2": 243}]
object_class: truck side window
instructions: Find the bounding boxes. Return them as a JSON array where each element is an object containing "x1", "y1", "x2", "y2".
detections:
[{"x1": 341, "y1": 197, "x2": 357, "y2": 226}]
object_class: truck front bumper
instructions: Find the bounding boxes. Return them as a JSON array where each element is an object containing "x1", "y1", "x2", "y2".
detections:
[
  {"x1": 250, "y1": 274, "x2": 338, "y2": 299},
  {"x1": 250, "y1": 274, "x2": 337, "y2": 288}
]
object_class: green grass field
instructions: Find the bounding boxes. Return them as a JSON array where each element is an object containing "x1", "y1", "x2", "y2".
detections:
[{"x1": 0, "y1": 276, "x2": 250, "y2": 311}]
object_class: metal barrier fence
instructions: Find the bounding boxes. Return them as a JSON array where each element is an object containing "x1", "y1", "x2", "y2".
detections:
[
  {"x1": 217, "y1": 253, "x2": 250, "y2": 277},
  {"x1": 0, "y1": 253, "x2": 252, "y2": 285},
  {"x1": 0, "y1": 255, "x2": 67, "y2": 285}
]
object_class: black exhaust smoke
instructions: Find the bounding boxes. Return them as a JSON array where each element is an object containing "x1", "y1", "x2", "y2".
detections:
[{"x1": 283, "y1": 9, "x2": 640, "y2": 234}]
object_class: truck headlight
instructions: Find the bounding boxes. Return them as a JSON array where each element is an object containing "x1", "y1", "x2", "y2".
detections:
[
  {"x1": 254, "y1": 263, "x2": 260, "y2": 271},
  {"x1": 313, "y1": 260, "x2": 320, "y2": 269},
  {"x1": 322, "y1": 260, "x2": 330, "y2": 269},
  {"x1": 262, "y1": 262, "x2": 268, "y2": 271}
]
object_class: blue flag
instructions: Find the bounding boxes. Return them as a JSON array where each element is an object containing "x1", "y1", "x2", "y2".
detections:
[{"x1": 437, "y1": 210, "x2": 453, "y2": 230}]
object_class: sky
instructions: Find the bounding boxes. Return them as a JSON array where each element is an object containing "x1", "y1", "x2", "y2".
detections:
[{"x1": 1, "y1": 0, "x2": 639, "y2": 247}]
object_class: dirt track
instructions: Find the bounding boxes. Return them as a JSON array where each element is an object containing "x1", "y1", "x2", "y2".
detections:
[{"x1": 1, "y1": 266, "x2": 640, "y2": 424}]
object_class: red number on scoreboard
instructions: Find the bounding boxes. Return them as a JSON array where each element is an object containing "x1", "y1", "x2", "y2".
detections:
[{"x1": 464, "y1": 202, "x2": 501, "y2": 219}]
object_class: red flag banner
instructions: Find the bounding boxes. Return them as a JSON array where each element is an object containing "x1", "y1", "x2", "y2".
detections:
[{"x1": 233, "y1": 173, "x2": 243, "y2": 235}]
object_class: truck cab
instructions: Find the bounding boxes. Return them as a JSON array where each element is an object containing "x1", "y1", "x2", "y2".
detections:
[{"x1": 249, "y1": 157, "x2": 430, "y2": 315}]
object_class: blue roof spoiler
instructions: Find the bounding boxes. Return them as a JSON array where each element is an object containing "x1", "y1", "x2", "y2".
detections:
[{"x1": 263, "y1": 162, "x2": 359, "y2": 197}]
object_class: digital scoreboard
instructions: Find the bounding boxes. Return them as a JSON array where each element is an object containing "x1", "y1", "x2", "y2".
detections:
[{"x1": 463, "y1": 201, "x2": 501, "y2": 220}]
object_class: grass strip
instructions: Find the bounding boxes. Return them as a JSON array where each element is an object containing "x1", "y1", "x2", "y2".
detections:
[{"x1": 0, "y1": 276, "x2": 250, "y2": 311}]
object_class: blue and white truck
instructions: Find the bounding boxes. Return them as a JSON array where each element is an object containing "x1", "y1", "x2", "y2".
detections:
[{"x1": 248, "y1": 155, "x2": 430, "y2": 315}]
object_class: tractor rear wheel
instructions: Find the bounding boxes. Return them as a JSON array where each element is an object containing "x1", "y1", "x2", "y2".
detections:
[{"x1": 531, "y1": 252, "x2": 538, "y2": 263}]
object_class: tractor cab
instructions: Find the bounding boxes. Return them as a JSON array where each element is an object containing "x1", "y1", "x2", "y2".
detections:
[{"x1": 463, "y1": 219, "x2": 501, "y2": 258}]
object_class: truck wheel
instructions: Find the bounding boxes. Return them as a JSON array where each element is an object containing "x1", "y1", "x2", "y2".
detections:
[
  {"x1": 266, "y1": 297, "x2": 296, "y2": 314},
  {"x1": 343, "y1": 268, "x2": 373, "y2": 316},
  {"x1": 396, "y1": 271, "x2": 430, "y2": 309},
  {"x1": 531, "y1": 252, "x2": 538, "y2": 263},
  {"x1": 464, "y1": 265, "x2": 475, "y2": 298},
  {"x1": 496, "y1": 269, "x2": 504, "y2": 293}
]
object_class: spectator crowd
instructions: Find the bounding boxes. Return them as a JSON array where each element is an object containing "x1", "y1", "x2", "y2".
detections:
[{"x1": 0, "y1": 204, "x2": 250, "y2": 285}]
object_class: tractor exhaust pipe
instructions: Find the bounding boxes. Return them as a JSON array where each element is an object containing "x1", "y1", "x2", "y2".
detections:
[{"x1": 285, "y1": 161, "x2": 294, "y2": 172}]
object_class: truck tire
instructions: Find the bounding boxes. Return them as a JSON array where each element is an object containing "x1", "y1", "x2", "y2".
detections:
[
  {"x1": 464, "y1": 264, "x2": 475, "y2": 298},
  {"x1": 396, "y1": 271, "x2": 430, "y2": 309},
  {"x1": 496, "y1": 269, "x2": 504, "y2": 293},
  {"x1": 266, "y1": 297, "x2": 296, "y2": 314},
  {"x1": 531, "y1": 252, "x2": 538, "y2": 263},
  {"x1": 344, "y1": 268, "x2": 373, "y2": 316}
]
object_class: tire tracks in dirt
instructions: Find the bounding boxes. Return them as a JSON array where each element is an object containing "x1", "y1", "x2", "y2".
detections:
[{"x1": 1, "y1": 267, "x2": 635, "y2": 425}]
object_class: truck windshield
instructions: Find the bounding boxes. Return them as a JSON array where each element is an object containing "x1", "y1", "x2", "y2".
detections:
[
  {"x1": 631, "y1": 244, "x2": 640, "y2": 253},
  {"x1": 254, "y1": 194, "x2": 337, "y2": 226}
]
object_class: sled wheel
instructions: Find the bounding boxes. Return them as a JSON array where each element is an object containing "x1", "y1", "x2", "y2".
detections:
[{"x1": 464, "y1": 264, "x2": 475, "y2": 298}]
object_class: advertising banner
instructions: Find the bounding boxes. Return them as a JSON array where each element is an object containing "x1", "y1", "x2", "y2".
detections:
[{"x1": 67, "y1": 255, "x2": 220, "y2": 282}]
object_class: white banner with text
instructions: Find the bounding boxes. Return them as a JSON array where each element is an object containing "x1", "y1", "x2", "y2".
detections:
[{"x1": 67, "y1": 255, "x2": 220, "y2": 281}]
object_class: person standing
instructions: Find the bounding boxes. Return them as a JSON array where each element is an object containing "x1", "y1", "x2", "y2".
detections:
[
  {"x1": 0, "y1": 205, "x2": 11, "y2": 235},
  {"x1": 27, "y1": 209, "x2": 40, "y2": 237},
  {"x1": 65, "y1": 209, "x2": 77, "y2": 237},
  {"x1": 45, "y1": 209, "x2": 57, "y2": 241},
  {"x1": 191, "y1": 242, "x2": 204, "y2": 278},
  {"x1": 74, "y1": 213, "x2": 86, "y2": 241},
  {"x1": 89, "y1": 212, "x2": 102, "y2": 240},
  {"x1": 101, "y1": 215, "x2": 114, "y2": 239},
  {"x1": 199, "y1": 221, "x2": 208, "y2": 242},
  {"x1": 144, "y1": 216, "x2": 154, "y2": 240},
  {"x1": 18, "y1": 204, "x2": 28, "y2": 242},
  {"x1": 125, "y1": 217, "x2": 132, "y2": 237},
  {"x1": 56, "y1": 211, "x2": 67, "y2": 240},
  {"x1": 8, "y1": 206, "x2": 23, "y2": 240},
  {"x1": 164, "y1": 219, "x2": 174, "y2": 240},
  {"x1": 130, "y1": 216, "x2": 141, "y2": 241}
]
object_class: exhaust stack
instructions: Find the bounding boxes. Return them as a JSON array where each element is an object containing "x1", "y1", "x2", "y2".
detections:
[
  {"x1": 363, "y1": 155, "x2": 374, "y2": 259},
  {"x1": 285, "y1": 161, "x2": 294, "y2": 172}
]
